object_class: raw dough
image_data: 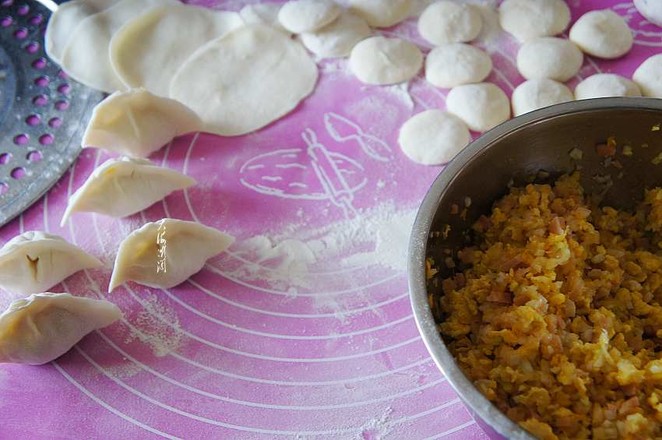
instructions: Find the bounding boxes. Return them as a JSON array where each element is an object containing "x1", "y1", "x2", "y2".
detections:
[
  {"x1": 60, "y1": 0, "x2": 174, "y2": 93},
  {"x1": 239, "y1": 3, "x2": 285, "y2": 30},
  {"x1": 110, "y1": 4, "x2": 243, "y2": 96},
  {"x1": 349, "y1": 36, "x2": 423, "y2": 85},
  {"x1": 574, "y1": 73, "x2": 641, "y2": 99},
  {"x1": 0, "y1": 231, "x2": 102, "y2": 295},
  {"x1": 569, "y1": 10, "x2": 633, "y2": 59},
  {"x1": 61, "y1": 157, "x2": 196, "y2": 225},
  {"x1": 445, "y1": 83, "x2": 510, "y2": 132},
  {"x1": 634, "y1": 0, "x2": 662, "y2": 27},
  {"x1": 499, "y1": 0, "x2": 570, "y2": 42},
  {"x1": 109, "y1": 218, "x2": 234, "y2": 291},
  {"x1": 398, "y1": 110, "x2": 470, "y2": 165},
  {"x1": 277, "y1": 0, "x2": 340, "y2": 34},
  {"x1": 418, "y1": 1, "x2": 482, "y2": 45},
  {"x1": 83, "y1": 88, "x2": 202, "y2": 157},
  {"x1": 633, "y1": 54, "x2": 662, "y2": 98},
  {"x1": 169, "y1": 25, "x2": 318, "y2": 136},
  {"x1": 511, "y1": 79, "x2": 574, "y2": 117},
  {"x1": 516, "y1": 37, "x2": 583, "y2": 82},
  {"x1": 45, "y1": 0, "x2": 115, "y2": 64},
  {"x1": 348, "y1": 0, "x2": 411, "y2": 28},
  {"x1": 425, "y1": 43, "x2": 492, "y2": 88},
  {"x1": 0, "y1": 293, "x2": 121, "y2": 365},
  {"x1": 300, "y1": 11, "x2": 371, "y2": 58}
]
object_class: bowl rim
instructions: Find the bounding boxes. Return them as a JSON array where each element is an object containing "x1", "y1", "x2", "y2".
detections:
[{"x1": 408, "y1": 97, "x2": 662, "y2": 439}]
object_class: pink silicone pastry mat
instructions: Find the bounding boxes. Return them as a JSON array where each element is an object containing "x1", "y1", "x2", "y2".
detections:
[{"x1": 1, "y1": 1, "x2": 661, "y2": 439}]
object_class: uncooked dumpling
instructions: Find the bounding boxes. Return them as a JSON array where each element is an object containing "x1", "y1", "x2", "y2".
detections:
[
  {"x1": 632, "y1": 54, "x2": 662, "y2": 98},
  {"x1": 0, "y1": 232, "x2": 102, "y2": 295},
  {"x1": 239, "y1": 3, "x2": 285, "y2": 30},
  {"x1": 109, "y1": 4, "x2": 243, "y2": 97},
  {"x1": 300, "y1": 11, "x2": 371, "y2": 58},
  {"x1": 348, "y1": 0, "x2": 411, "y2": 28},
  {"x1": 109, "y1": 219, "x2": 235, "y2": 291},
  {"x1": 574, "y1": 74, "x2": 641, "y2": 100},
  {"x1": 499, "y1": 0, "x2": 570, "y2": 42},
  {"x1": 634, "y1": 0, "x2": 662, "y2": 27},
  {"x1": 516, "y1": 37, "x2": 583, "y2": 82},
  {"x1": 398, "y1": 110, "x2": 470, "y2": 165},
  {"x1": 277, "y1": 0, "x2": 341, "y2": 34},
  {"x1": 61, "y1": 157, "x2": 196, "y2": 226},
  {"x1": 511, "y1": 79, "x2": 574, "y2": 117},
  {"x1": 60, "y1": 0, "x2": 175, "y2": 93},
  {"x1": 349, "y1": 36, "x2": 423, "y2": 85},
  {"x1": 169, "y1": 25, "x2": 318, "y2": 137},
  {"x1": 418, "y1": 1, "x2": 482, "y2": 45},
  {"x1": 45, "y1": 0, "x2": 116, "y2": 64},
  {"x1": 446, "y1": 83, "x2": 510, "y2": 132},
  {"x1": 569, "y1": 10, "x2": 633, "y2": 59},
  {"x1": 0, "y1": 293, "x2": 121, "y2": 365},
  {"x1": 425, "y1": 43, "x2": 492, "y2": 88},
  {"x1": 83, "y1": 88, "x2": 202, "y2": 158}
]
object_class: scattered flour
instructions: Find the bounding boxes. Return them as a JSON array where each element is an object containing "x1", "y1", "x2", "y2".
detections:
[
  {"x1": 359, "y1": 407, "x2": 394, "y2": 439},
  {"x1": 104, "y1": 358, "x2": 143, "y2": 379},
  {"x1": 125, "y1": 294, "x2": 183, "y2": 357}
]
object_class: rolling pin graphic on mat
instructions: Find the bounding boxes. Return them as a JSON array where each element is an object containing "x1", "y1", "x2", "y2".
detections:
[
  {"x1": 303, "y1": 129, "x2": 359, "y2": 219},
  {"x1": 324, "y1": 113, "x2": 394, "y2": 162}
]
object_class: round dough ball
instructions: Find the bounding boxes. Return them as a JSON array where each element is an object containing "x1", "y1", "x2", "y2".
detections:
[
  {"x1": 634, "y1": 0, "x2": 662, "y2": 27},
  {"x1": 239, "y1": 3, "x2": 287, "y2": 31},
  {"x1": 418, "y1": 1, "x2": 482, "y2": 45},
  {"x1": 446, "y1": 83, "x2": 510, "y2": 132},
  {"x1": 633, "y1": 54, "x2": 662, "y2": 98},
  {"x1": 300, "y1": 11, "x2": 371, "y2": 58},
  {"x1": 349, "y1": 36, "x2": 423, "y2": 85},
  {"x1": 574, "y1": 73, "x2": 641, "y2": 99},
  {"x1": 569, "y1": 10, "x2": 633, "y2": 59},
  {"x1": 348, "y1": 0, "x2": 411, "y2": 28},
  {"x1": 398, "y1": 110, "x2": 470, "y2": 165},
  {"x1": 499, "y1": 0, "x2": 570, "y2": 42},
  {"x1": 169, "y1": 25, "x2": 318, "y2": 136},
  {"x1": 425, "y1": 43, "x2": 492, "y2": 88},
  {"x1": 278, "y1": 0, "x2": 341, "y2": 34},
  {"x1": 516, "y1": 37, "x2": 583, "y2": 82},
  {"x1": 511, "y1": 79, "x2": 574, "y2": 116}
]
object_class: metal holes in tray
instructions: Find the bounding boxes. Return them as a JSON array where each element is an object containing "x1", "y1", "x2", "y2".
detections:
[{"x1": 0, "y1": 0, "x2": 102, "y2": 227}]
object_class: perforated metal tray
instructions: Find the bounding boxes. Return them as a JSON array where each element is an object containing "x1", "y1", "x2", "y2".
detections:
[{"x1": 0, "y1": 0, "x2": 102, "y2": 226}]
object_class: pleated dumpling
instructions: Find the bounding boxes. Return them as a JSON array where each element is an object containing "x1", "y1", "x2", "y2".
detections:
[
  {"x1": 0, "y1": 293, "x2": 122, "y2": 365},
  {"x1": 109, "y1": 218, "x2": 234, "y2": 291},
  {"x1": 61, "y1": 157, "x2": 196, "y2": 225},
  {"x1": 82, "y1": 88, "x2": 203, "y2": 158},
  {"x1": 0, "y1": 232, "x2": 103, "y2": 295}
]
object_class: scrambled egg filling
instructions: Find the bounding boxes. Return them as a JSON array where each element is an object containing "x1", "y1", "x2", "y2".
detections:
[{"x1": 439, "y1": 173, "x2": 662, "y2": 439}]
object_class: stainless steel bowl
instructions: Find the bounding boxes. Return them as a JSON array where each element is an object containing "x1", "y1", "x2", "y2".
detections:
[{"x1": 408, "y1": 97, "x2": 662, "y2": 439}]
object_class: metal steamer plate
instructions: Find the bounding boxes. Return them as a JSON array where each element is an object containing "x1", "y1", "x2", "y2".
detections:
[{"x1": 0, "y1": 0, "x2": 102, "y2": 226}]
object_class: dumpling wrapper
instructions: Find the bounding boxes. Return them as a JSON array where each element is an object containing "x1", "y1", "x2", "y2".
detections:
[
  {"x1": 109, "y1": 219, "x2": 234, "y2": 291},
  {"x1": 61, "y1": 157, "x2": 197, "y2": 226},
  {"x1": 60, "y1": 0, "x2": 176, "y2": 93},
  {"x1": 0, "y1": 293, "x2": 121, "y2": 365},
  {"x1": 45, "y1": 0, "x2": 116, "y2": 64},
  {"x1": 0, "y1": 232, "x2": 102, "y2": 295},
  {"x1": 169, "y1": 24, "x2": 318, "y2": 137},
  {"x1": 82, "y1": 88, "x2": 202, "y2": 158},
  {"x1": 109, "y1": 4, "x2": 243, "y2": 97}
]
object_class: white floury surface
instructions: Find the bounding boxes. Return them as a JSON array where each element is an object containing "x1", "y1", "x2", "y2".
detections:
[
  {"x1": 349, "y1": 36, "x2": 423, "y2": 85},
  {"x1": 398, "y1": 110, "x2": 470, "y2": 165},
  {"x1": 569, "y1": 10, "x2": 634, "y2": 59},
  {"x1": 511, "y1": 78, "x2": 574, "y2": 116}
]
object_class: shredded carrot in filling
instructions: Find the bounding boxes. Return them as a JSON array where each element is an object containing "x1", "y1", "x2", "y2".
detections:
[{"x1": 438, "y1": 173, "x2": 662, "y2": 440}]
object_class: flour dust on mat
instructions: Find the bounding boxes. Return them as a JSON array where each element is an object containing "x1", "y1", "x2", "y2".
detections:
[{"x1": 125, "y1": 294, "x2": 184, "y2": 357}]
